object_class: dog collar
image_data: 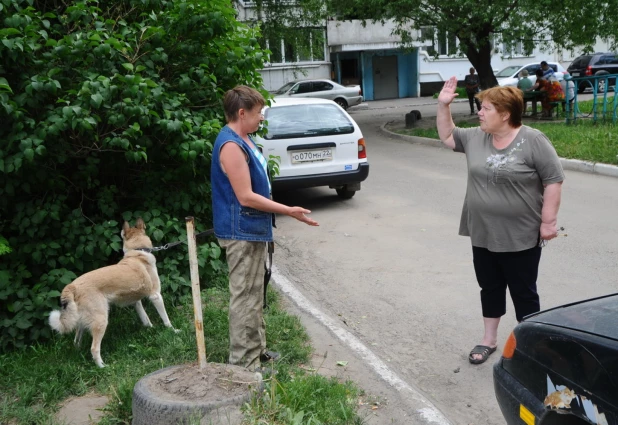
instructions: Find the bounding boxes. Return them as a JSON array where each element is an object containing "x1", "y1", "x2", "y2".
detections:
[{"x1": 132, "y1": 248, "x2": 153, "y2": 253}]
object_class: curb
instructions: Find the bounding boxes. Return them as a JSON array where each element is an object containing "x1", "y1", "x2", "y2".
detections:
[
  {"x1": 271, "y1": 265, "x2": 453, "y2": 425},
  {"x1": 379, "y1": 124, "x2": 618, "y2": 179}
]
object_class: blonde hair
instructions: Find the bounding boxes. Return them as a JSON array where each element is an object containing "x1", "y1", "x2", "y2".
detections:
[
  {"x1": 477, "y1": 86, "x2": 523, "y2": 128},
  {"x1": 223, "y1": 86, "x2": 265, "y2": 122}
]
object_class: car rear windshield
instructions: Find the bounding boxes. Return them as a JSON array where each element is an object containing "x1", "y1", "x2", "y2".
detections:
[
  {"x1": 264, "y1": 104, "x2": 355, "y2": 140},
  {"x1": 571, "y1": 55, "x2": 592, "y2": 67}
]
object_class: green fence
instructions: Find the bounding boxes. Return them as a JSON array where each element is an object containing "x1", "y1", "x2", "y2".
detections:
[{"x1": 567, "y1": 74, "x2": 618, "y2": 124}]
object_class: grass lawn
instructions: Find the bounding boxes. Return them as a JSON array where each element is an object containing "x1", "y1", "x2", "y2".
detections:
[
  {"x1": 0, "y1": 286, "x2": 364, "y2": 425},
  {"x1": 396, "y1": 97, "x2": 618, "y2": 165}
]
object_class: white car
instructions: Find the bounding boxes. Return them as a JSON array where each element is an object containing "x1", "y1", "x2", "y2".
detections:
[
  {"x1": 496, "y1": 62, "x2": 566, "y2": 87},
  {"x1": 256, "y1": 97, "x2": 369, "y2": 199},
  {"x1": 271, "y1": 79, "x2": 363, "y2": 110}
]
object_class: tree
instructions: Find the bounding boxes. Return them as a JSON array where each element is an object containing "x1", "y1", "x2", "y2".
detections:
[
  {"x1": 0, "y1": 0, "x2": 268, "y2": 350},
  {"x1": 325, "y1": 0, "x2": 618, "y2": 88}
]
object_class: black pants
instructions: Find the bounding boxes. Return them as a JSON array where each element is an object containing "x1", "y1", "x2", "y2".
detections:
[
  {"x1": 467, "y1": 91, "x2": 481, "y2": 113},
  {"x1": 472, "y1": 246, "x2": 542, "y2": 322}
]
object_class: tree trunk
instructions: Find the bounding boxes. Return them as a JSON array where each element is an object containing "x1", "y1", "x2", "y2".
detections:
[{"x1": 462, "y1": 37, "x2": 498, "y2": 89}]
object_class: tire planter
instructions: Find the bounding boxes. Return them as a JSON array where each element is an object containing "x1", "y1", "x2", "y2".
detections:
[{"x1": 132, "y1": 363, "x2": 263, "y2": 425}]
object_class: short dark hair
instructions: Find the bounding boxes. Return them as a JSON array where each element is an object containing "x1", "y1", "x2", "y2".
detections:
[
  {"x1": 223, "y1": 86, "x2": 265, "y2": 123},
  {"x1": 540, "y1": 61, "x2": 548, "y2": 66},
  {"x1": 477, "y1": 86, "x2": 523, "y2": 128}
]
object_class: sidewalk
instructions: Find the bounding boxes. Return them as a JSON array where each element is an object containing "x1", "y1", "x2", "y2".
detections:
[{"x1": 352, "y1": 96, "x2": 618, "y2": 180}]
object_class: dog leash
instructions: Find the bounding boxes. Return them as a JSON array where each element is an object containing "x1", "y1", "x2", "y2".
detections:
[
  {"x1": 144, "y1": 228, "x2": 274, "y2": 309},
  {"x1": 149, "y1": 229, "x2": 215, "y2": 252}
]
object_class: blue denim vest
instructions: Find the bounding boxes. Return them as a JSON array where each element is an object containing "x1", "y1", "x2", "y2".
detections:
[{"x1": 211, "y1": 126, "x2": 273, "y2": 242}]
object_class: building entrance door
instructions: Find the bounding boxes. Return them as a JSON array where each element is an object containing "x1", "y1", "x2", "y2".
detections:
[{"x1": 372, "y1": 55, "x2": 398, "y2": 100}]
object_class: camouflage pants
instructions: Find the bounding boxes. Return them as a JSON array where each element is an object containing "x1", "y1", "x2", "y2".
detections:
[{"x1": 218, "y1": 239, "x2": 267, "y2": 370}]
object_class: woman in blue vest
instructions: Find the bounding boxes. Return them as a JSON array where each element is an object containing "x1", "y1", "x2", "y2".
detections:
[{"x1": 211, "y1": 85, "x2": 319, "y2": 371}]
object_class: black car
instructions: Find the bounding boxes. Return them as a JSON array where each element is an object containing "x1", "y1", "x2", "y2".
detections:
[
  {"x1": 567, "y1": 52, "x2": 618, "y2": 93},
  {"x1": 494, "y1": 293, "x2": 618, "y2": 425}
]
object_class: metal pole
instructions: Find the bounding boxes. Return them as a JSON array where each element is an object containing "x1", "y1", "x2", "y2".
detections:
[{"x1": 185, "y1": 216, "x2": 207, "y2": 369}]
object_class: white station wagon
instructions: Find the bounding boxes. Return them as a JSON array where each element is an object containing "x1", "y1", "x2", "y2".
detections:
[{"x1": 256, "y1": 97, "x2": 369, "y2": 199}]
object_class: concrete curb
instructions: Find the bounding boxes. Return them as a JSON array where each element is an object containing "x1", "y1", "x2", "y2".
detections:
[{"x1": 379, "y1": 124, "x2": 618, "y2": 179}]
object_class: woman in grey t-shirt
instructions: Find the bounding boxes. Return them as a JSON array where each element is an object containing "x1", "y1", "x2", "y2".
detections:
[{"x1": 436, "y1": 78, "x2": 564, "y2": 364}]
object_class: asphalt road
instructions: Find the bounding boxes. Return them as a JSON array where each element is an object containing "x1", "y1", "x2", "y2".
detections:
[{"x1": 270, "y1": 98, "x2": 618, "y2": 425}]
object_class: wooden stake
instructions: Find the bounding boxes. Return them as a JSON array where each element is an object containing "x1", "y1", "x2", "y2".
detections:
[{"x1": 185, "y1": 216, "x2": 207, "y2": 369}]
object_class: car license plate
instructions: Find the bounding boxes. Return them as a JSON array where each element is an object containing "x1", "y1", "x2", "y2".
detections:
[
  {"x1": 291, "y1": 149, "x2": 333, "y2": 163},
  {"x1": 571, "y1": 72, "x2": 580, "y2": 76}
]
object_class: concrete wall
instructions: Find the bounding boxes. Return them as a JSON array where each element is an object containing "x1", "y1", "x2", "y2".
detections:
[{"x1": 328, "y1": 20, "x2": 414, "y2": 45}]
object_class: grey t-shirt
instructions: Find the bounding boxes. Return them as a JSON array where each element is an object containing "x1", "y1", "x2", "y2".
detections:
[{"x1": 453, "y1": 125, "x2": 564, "y2": 252}]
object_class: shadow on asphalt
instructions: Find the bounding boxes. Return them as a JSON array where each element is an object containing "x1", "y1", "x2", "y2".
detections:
[{"x1": 273, "y1": 187, "x2": 357, "y2": 213}]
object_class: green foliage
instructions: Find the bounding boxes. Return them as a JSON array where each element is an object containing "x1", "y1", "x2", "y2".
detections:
[
  {"x1": 0, "y1": 235, "x2": 10, "y2": 255},
  {"x1": 0, "y1": 0, "x2": 268, "y2": 350},
  {"x1": 433, "y1": 87, "x2": 466, "y2": 99},
  {"x1": 395, "y1": 117, "x2": 618, "y2": 165},
  {"x1": 0, "y1": 287, "x2": 363, "y2": 425},
  {"x1": 245, "y1": 371, "x2": 361, "y2": 425}
]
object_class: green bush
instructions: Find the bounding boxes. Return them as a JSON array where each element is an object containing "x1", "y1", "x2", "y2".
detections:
[
  {"x1": 0, "y1": 0, "x2": 268, "y2": 350},
  {"x1": 433, "y1": 86, "x2": 467, "y2": 99}
]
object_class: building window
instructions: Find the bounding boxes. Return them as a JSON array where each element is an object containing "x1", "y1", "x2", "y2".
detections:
[
  {"x1": 421, "y1": 27, "x2": 458, "y2": 56},
  {"x1": 503, "y1": 40, "x2": 524, "y2": 57},
  {"x1": 265, "y1": 28, "x2": 325, "y2": 64},
  {"x1": 438, "y1": 30, "x2": 457, "y2": 56},
  {"x1": 420, "y1": 27, "x2": 436, "y2": 56}
]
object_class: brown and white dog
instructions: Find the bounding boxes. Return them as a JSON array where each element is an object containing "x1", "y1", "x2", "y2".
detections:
[{"x1": 49, "y1": 218, "x2": 176, "y2": 367}]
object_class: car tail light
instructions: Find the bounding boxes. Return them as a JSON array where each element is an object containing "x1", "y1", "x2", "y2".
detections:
[
  {"x1": 358, "y1": 138, "x2": 367, "y2": 159},
  {"x1": 585, "y1": 66, "x2": 593, "y2": 76},
  {"x1": 359, "y1": 88, "x2": 363, "y2": 96},
  {"x1": 502, "y1": 331, "x2": 516, "y2": 359}
]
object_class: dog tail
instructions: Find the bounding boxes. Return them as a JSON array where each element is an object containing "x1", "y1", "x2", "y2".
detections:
[{"x1": 49, "y1": 285, "x2": 79, "y2": 334}]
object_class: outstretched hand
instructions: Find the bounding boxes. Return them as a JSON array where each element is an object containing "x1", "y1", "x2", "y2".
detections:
[
  {"x1": 289, "y1": 207, "x2": 319, "y2": 226},
  {"x1": 437, "y1": 76, "x2": 459, "y2": 106}
]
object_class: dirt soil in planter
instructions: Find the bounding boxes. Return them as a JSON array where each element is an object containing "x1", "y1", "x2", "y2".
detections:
[{"x1": 149, "y1": 363, "x2": 260, "y2": 402}]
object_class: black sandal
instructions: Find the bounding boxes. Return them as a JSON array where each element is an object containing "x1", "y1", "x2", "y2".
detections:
[{"x1": 468, "y1": 345, "x2": 497, "y2": 364}]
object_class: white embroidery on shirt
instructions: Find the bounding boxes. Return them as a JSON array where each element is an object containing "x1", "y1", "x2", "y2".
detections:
[{"x1": 486, "y1": 138, "x2": 526, "y2": 184}]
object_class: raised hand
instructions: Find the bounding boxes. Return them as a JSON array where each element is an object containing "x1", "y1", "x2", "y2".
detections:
[{"x1": 437, "y1": 76, "x2": 459, "y2": 106}]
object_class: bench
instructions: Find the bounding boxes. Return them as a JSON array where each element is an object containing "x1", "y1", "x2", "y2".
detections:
[{"x1": 522, "y1": 91, "x2": 545, "y2": 116}]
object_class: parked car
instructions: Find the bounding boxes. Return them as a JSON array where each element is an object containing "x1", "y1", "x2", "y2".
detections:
[
  {"x1": 496, "y1": 62, "x2": 566, "y2": 87},
  {"x1": 493, "y1": 293, "x2": 618, "y2": 425},
  {"x1": 271, "y1": 79, "x2": 363, "y2": 110},
  {"x1": 257, "y1": 97, "x2": 369, "y2": 199},
  {"x1": 567, "y1": 52, "x2": 618, "y2": 93}
]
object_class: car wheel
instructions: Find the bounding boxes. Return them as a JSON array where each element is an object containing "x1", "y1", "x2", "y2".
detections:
[
  {"x1": 336, "y1": 186, "x2": 356, "y2": 199},
  {"x1": 334, "y1": 98, "x2": 348, "y2": 110},
  {"x1": 597, "y1": 78, "x2": 606, "y2": 93}
]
